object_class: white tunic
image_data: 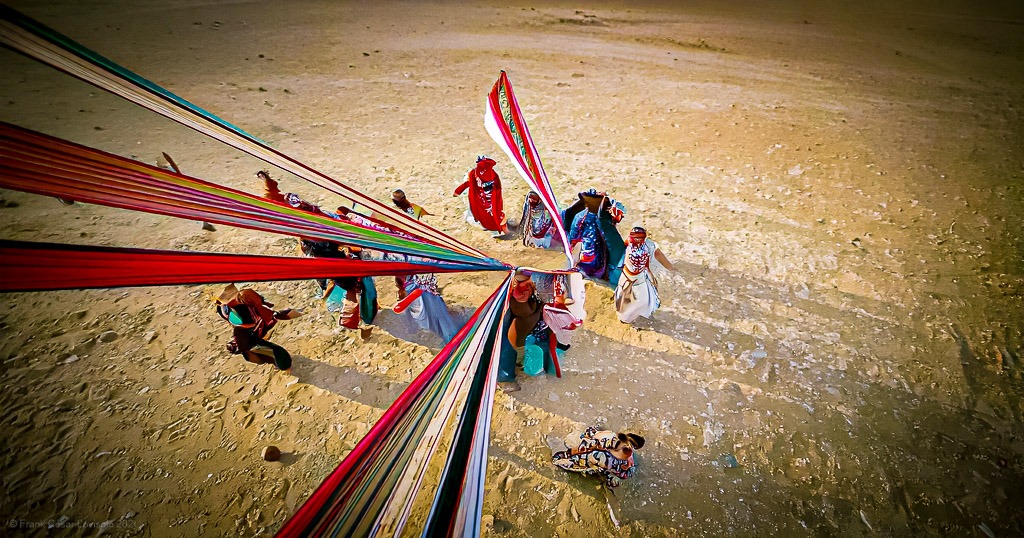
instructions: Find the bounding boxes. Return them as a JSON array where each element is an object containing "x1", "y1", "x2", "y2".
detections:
[{"x1": 614, "y1": 239, "x2": 662, "y2": 323}]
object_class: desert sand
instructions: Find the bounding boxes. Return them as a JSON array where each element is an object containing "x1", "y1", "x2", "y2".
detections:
[{"x1": 1, "y1": 0, "x2": 1022, "y2": 536}]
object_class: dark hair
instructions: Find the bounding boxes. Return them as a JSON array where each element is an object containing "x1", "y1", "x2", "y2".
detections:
[{"x1": 619, "y1": 432, "x2": 645, "y2": 450}]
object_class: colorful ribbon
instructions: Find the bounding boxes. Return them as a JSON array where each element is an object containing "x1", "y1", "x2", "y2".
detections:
[
  {"x1": 485, "y1": 71, "x2": 572, "y2": 261},
  {"x1": 0, "y1": 240, "x2": 486, "y2": 292},
  {"x1": 0, "y1": 122, "x2": 505, "y2": 269},
  {"x1": 0, "y1": 4, "x2": 484, "y2": 259}
]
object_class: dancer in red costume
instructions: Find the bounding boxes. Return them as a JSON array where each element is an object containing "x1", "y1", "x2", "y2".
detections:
[{"x1": 453, "y1": 155, "x2": 508, "y2": 236}]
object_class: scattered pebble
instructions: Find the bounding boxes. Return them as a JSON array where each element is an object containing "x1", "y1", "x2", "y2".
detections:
[{"x1": 261, "y1": 446, "x2": 281, "y2": 462}]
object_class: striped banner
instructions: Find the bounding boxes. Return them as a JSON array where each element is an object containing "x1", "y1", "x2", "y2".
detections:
[
  {"x1": 0, "y1": 122, "x2": 506, "y2": 269},
  {"x1": 484, "y1": 71, "x2": 572, "y2": 261},
  {"x1": 0, "y1": 240, "x2": 475, "y2": 292}
]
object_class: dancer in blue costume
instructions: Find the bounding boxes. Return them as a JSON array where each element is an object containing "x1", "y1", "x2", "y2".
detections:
[
  {"x1": 389, "y1": 188, "x2": 430, "y2": 300},
  {"x1": 563, "y1": 189, "x2": 627, "y2": 285},
  {"x1": 400, "y1": 271, "x2": 460, "y2": 342}
]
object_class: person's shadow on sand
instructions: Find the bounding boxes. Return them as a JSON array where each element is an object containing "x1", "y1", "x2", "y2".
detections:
[{"x1": 288, "y1": 355, "x2": 407, "y2": 410}]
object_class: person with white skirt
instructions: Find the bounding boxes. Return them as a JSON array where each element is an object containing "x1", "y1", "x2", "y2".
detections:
[{"x1": 614, "y1": 226, "x2": 675, "y2": 324}]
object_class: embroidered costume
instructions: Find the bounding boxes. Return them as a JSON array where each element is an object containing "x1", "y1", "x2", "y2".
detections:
[
  {"x1": 383, "y1": 189, "x2": 456, "y2": 341},
  {"x1": 387, "y1": 189, "x2": 431, "y2": 300},
  {"x1": 498, "y1": 273, "x2": 583, "y2": 380},
  {"x1": 563, "y1": 189, "x2": 626, "y2": 284},
  {"x1": 519, "y1": 191, "x2": 555, "y2": 249},
  {"x1": 614, "y1": 227, "x2": 668, "y2": 323},
  {"x1": 552, "y1": 427, "x2": 643, "y2": 488},
  {"x1": 401, "y1": 271, "x2": 460, "y2": 342}
]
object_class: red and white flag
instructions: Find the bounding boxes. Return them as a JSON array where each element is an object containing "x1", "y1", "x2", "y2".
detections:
[{"x1": 484, "y1": 71, "x2": 572, "y2": 262}]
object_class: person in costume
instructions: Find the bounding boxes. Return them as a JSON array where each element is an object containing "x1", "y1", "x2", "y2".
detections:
[
  {"x1": 391, "y1": 188, "x2": 431, "y2": 220},
  {"x1": 397, "y1": 270, "x2": 461, "y2": 343},
  {"x1": 259, "y1": 169, "x2": 335, "y2": 258},
  {"x1": 388, "y1": 188, "x2": 459, "y2": 341},
  {"x1": 453, "y1": 156, "x2": 508, "y2": 236},
  {"x1": 388, "y1": 188, "x2": 430, "y2": 300},
  {"x1": 260, "y1": 170, "x2": 352, "y2": 281},
  {"x1": 563, "y1": 189, "x2": 626, "y2": 284},
  {"x1": 614, "y1": 226, "x2": 675, "y2": 324},
  {"x1": 519, "y1": 191, "x2": 556, "y2": 249},
  {"x1": 497, "y1": 272, "x2": 583, "y2": 389},
  {"x1": 552, "y1": 427, "x2": 645, "y2": 488},
  {"x1": 215, "y1": 284, "x2": 301, "y2": 373},
  {"x1": 496, "y1": 272, "x2": 543, "y2": 392},
  {"x1": 258, "y1": 170, "x2": 381, "y2": 329},
  {"x1": 321, "y1": 246, "x2": 379, "y2": 337}
]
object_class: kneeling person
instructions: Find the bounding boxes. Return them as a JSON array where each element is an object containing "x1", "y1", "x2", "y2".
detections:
[{"x1": 552, "y1": 426, "x2": 645, "y2": 488}]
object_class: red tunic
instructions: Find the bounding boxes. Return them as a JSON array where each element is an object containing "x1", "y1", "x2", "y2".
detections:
[{"x1": 454, "y1": 158, "x2": 507, "y2": 233}]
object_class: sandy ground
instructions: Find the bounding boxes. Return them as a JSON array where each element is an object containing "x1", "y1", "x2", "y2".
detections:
[{"x1": 1, "y1": 0, "x2": 1023, "y2": 536}]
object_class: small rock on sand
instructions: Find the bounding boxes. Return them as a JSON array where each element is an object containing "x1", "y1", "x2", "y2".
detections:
[
  {"x1": 98, "y1": 330, "x2": 119, "y2": 343},
  {"x1": 261, "y1": 446, "x2": 281, "y2": 462}
]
